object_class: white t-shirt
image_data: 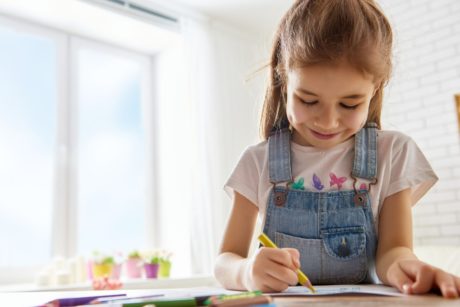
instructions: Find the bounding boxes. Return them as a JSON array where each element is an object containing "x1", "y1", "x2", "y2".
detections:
[{"x1": 225, "y1": 130, "x2": 438, "y2": 228}]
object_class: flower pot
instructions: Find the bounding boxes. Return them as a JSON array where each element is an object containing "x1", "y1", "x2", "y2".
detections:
[
  {"x1": 125, "y1": 259, "x2": 143, "y2": 278},
  {"x1": 144, "y1": 263, "x2": 159, "y2": 279},
  {"x1": 159, "y1": 261, "x2": 171, "y2": 278},
  {"x1": 92, "y1": 263, "x2": 113, "y2": 278},
  {"x1": 87, "y1": 260, "x2": 94, "y2": 280},
  {"x1": 110, "y1": 263, "x2": 121, "y2": 279}
]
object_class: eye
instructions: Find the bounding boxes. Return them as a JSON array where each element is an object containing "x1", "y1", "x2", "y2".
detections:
[
  {"x1": 300, "y1": 99, "x2": 318, "y2": 106},
  {"x1": 340, "y1": 102, "x2": 359, "y2": 110}
]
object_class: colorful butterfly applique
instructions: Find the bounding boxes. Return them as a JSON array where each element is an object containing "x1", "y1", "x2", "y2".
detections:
[
  {"x1": 290, "y1": 177, "x2": 305, "y2": 190},
  {"x1": 312, "y1": 174, "x2": 324, "y2": 191},
  {"x1": 329, "y1": 172, "x2": 347, "y2": 190}
]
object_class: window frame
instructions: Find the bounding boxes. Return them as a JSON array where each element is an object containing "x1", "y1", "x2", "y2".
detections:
[
  {"x1": 0, "y1": 15, "x2": 67, "y2": 284},
  {"x1": 0, "y1": 14, "x2": 158, "y2": 285}
]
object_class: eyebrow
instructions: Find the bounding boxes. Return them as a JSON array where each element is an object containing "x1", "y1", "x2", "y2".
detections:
[{"x1": 297, "y1": 88, "x2": 366, "y2": 99}]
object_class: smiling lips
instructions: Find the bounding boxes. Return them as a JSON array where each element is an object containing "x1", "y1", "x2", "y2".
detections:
[{"x1": 310, "y1": 129, "x2": 339, "y2": 140}]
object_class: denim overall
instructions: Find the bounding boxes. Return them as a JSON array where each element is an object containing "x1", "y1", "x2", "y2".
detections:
[{"x1": 262, "y1": 123, "x2": 378, "y2": 284}]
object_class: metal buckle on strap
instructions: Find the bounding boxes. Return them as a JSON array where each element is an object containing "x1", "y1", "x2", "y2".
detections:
[
  {"x1": 351, "y1": 174, "x2": 378, "y2": 207},
  {"x1": 272, "y1": 181, "x2": 291, "y2": 207}
]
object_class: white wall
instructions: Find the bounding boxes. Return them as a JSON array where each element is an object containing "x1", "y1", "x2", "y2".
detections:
[
  {"x1": 379, "y1": 0, "x2": 460, "y2": 246},
  {"x1": 206, "y1": 21, "x2": 272, "y2": 252}
]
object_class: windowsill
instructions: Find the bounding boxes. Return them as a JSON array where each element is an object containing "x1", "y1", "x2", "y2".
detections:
[{"x1": 0, "y1": 275, "x2": 219, "y2": 292}]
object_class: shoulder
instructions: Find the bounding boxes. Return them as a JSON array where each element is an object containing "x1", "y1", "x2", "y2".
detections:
[
  {"x1": 377, "y1": 130, "x2": 415, "y2": 151},
  {"x1": 236, "y1": 140, "x2": 268, "y2": 169},
  {"x1": 375, "y1": 129, "x2": 438, "y2": 205},
  {"x1": 377, "y1": 129, "x2": 412, "y2": 142},
  {"x1": 377, "y1": 129, "x2": 429, "y2": 165},
  {"x1": 241, "y1": 140, "x2": 268, "y2": 160}
]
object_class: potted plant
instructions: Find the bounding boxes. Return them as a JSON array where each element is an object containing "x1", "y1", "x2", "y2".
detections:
[
  {"x1": 110, "y1": 251, "x2": 123, "y2": 280},
  {"x1": 91, "y1": 252, "x2": 115, "y2": 279},
  {"x1": 125, "y1": 250, "x2": 143, "y2": 278},
  {"x1": 158, "y1": 251, "x2": 172, "y2": 278},
  {"x1": 144, "y1": 255, "x2": 160, "y2": 279}
]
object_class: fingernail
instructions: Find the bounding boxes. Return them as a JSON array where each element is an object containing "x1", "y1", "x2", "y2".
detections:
[
  {"x1": 402, "y1": 283, "x2": 411, "y2": 294},
  {"x1": 446, "y1": 286, "x2": 458, "y2": 298}
]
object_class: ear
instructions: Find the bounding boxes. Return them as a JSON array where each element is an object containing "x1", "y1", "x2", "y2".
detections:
[{"x1": 372, "y1": 82, "x2": 382, "y2": 97}]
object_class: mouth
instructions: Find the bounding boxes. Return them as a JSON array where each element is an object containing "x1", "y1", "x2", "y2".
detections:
[{"x1": 310, "y1": 129, "x2": 339, "y2": 140}]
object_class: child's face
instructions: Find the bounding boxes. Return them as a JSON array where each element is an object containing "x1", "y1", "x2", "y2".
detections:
[{"x1": 286, "y1": 60, "x2": 376, "y2": 149}]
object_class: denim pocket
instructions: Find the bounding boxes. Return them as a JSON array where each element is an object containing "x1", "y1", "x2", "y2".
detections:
[
  {"x1": 321, "y1": 226, "x2": 366, "y2": 260},
  {"x1": 274, "y1": 228, "x2": 368, "y2": 284},
  {"x1": 320, "y1": 226, "x2": 368, "y2": 284},
  {"x1": 274, "y1": 231, "x2": 322, "y2": 284}
]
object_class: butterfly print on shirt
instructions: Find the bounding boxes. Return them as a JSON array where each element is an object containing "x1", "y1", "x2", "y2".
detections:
[
  {"x1": 290, "y1": 177, "x2": 305, "y2": 190},
  {"x1": 329, "y1": 172, "x2": 347, "y2": 190},
  {"x1": 312, "y1": 174, "x2": 324, "y2": 191}
]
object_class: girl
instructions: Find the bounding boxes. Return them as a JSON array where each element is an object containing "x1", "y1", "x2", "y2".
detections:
[{"x1": 214, "y1": 0, "x2": 460, "y2": 298}]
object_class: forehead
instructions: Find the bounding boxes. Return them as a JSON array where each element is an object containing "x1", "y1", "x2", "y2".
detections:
[{"x1": 287, "y1": 61, "x2": 375, "y2": 94}]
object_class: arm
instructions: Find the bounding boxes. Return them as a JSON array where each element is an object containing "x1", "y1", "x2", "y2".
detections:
[
  {"x1": 376, "y1": 188, "x2": 460, "y2": 298},
  {"x1": 214, "y1": 191, "x2": 258, "y2": 290},
  {"x1": 214, "y1": 192, "x2": 299, "y2": 292}
]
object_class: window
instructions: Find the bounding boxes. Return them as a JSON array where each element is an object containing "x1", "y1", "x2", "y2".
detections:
[
  {"x1": 73, "y1": 39, "x2": 149, "y2": 256},
  {"x1": 0, "y1": 14, "x2": 182, "y2": 284},
  {"x1": 0, "y1": 21, "x2": 59, "y2": 267}
]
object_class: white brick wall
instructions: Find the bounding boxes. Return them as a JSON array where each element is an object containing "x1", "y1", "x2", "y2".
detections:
[{"x1": 379, "y1": 0, "x2": 460, "y2": 246}]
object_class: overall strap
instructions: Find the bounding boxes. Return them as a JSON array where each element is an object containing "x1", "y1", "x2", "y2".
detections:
[
  {"x1": 268, "y1": 128, "x2": 293, "y2": 184},
  {"x1": 351, "y1": 123, "x2": 378, "y2": 180}
]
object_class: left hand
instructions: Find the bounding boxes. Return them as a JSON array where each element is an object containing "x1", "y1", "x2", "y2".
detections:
[{"x1": 387, "y1": 259, "x2": 460, "y2": 298}]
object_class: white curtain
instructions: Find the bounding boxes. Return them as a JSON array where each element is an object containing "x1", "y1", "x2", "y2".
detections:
[
  {"x1": 154, "y1": 14, "x2": 263, "y2": 277},
  {"x1": 180, "y1": 17, "x2": 221, "y2": 275},
  {"x1": 154, "y1": 17, "x2": 222, "y2": 276}
]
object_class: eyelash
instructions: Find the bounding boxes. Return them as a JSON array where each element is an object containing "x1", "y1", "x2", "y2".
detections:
[
  {"x1": 300, "y1": 99, "x2": 358, "y2": 110},
  {"x1": 301, "y1": 100, "x2": 318, "y2": 106},
  {"x1": 340, "y1": 103, "x2": 359, "y2": 110}
]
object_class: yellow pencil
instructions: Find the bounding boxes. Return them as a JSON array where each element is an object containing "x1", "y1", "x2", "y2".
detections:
[{"x1": 258, "y1": 232, "x2": 316, "y2": 293}]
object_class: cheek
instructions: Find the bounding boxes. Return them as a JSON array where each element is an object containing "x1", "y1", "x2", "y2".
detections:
[
  {"x1": 286, "y1": 100, "x2": 308, "y2": 124},
  {"x1": 343, "y1": 109, "x2": 369, "y2": 129}
]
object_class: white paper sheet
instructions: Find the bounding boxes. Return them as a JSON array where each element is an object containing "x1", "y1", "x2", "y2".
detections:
[{"x1": 270, "y1": 284, "x2": 405, "y2": 297}]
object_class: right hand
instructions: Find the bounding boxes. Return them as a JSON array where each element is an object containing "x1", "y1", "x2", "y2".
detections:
[{"x1": 245, "y1": 247, "x2": 301, "y2": 292}]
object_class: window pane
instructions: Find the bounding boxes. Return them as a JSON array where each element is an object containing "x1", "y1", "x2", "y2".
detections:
[
  {"x1": 76, "y1": 46, "x2": 146, "y2": 255},
  {"x1": 0, "y1": 25, "x2": 56, "y2": 266}
]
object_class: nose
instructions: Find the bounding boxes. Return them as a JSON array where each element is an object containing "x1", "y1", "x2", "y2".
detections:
[{"x1": 314, "y1": 105, "x2": 339, "y2": 131}]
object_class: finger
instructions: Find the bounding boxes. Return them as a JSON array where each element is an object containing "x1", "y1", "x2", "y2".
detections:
[
  {"x1": 284, "y1": 248, "x2": 300, "y2": 268},
  {"x1": 435, "y1": 271, "x2": 459, "y2": 299},
  {"x1": 266, "y1": 248, "x2": 298, "y2": 270},
  {"x1": 265, "y1": 263, "x2": 299, "y2": 286},
  {"x1": 401, "y1": 262, "x2": 434, "y2": 294},
  {"x1": 456, "y1": 276, "x2": 460, "y2": 291},
  {"x1": 387, "y1": 263, "x2": 415, "y2": 294},
  {"x1": 257, "y1": 249, "x2": 299, "y2": 286},
  {"x1": 261, "y1": 273, "x2": 291, "y2": 293},
  {"x1": 455, "y1": 275, "x2": 460, "y2": 297}
]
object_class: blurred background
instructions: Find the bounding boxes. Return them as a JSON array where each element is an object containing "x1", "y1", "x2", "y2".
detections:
[{"x1": 0, "y1": 0, "x2": 459, "y2": 289}]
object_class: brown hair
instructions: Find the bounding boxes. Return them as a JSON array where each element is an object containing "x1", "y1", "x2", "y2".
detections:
[{"x1": 260, "y1": 0, "x2": 393, "y2": 139}]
